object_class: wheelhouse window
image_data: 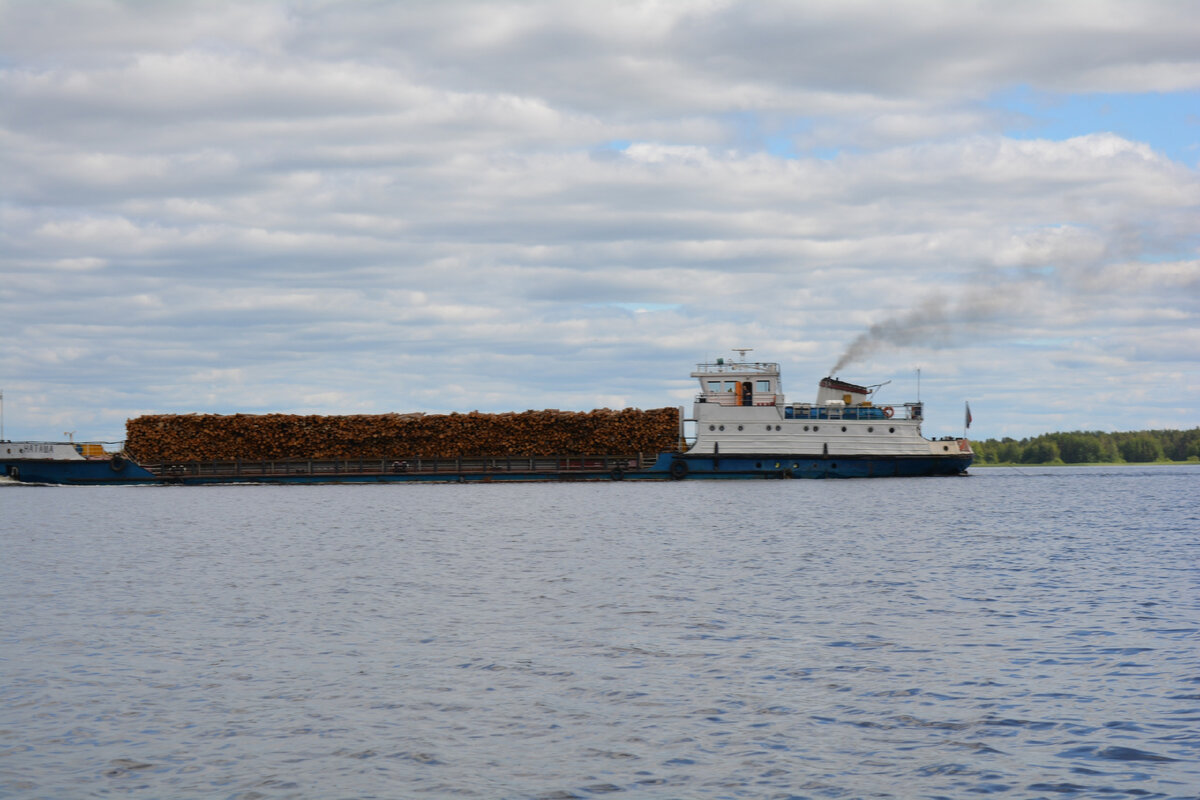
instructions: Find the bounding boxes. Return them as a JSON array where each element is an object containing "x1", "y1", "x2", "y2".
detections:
[{"x1": 756, "y1": 380, "x2": 771, "y2": 393}]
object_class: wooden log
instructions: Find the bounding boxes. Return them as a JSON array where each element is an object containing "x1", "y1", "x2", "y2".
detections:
[{"x1": 125, "y1": 407, "x2": 680, "y2": 462}]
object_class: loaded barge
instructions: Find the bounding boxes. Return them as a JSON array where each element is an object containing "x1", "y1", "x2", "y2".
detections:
[{"x1": 2, "y1": 355, "x2": 972, "y2": 485}]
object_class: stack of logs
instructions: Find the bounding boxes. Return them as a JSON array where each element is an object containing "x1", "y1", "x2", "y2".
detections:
[{"x1": 124, "y1": 408, "x2": 681, "y2": 462}]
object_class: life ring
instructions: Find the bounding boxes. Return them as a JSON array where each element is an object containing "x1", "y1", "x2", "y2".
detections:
[
  {"x1": 882, "y1": 406, "x2": 894, "y2": 419},
  {"x1": 110, "y1": 455, "x2": 127, "y2": 472},
  {"x1": 669, "y1": 460, "x2": 689, "y2": 480}
]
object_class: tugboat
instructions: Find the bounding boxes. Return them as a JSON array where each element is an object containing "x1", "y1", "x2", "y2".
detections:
[
  {"x1": 650, "y1": 350, "x2": 972, "y2": 479},
  {"x1": 0, "y1": 352, "x2": 971, "y2": 484}
]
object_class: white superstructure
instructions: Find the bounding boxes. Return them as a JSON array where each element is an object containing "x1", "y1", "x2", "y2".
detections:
[{"x1": 1, "y1": 441, "x2": 87, "y2": 460}]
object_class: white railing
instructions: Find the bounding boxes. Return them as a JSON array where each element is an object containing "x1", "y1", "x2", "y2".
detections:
[
  {"x1": 693, "y1": 361, "x2": 779, "y2": 375},
  {"x1": 696, "y1": 392, "x2": 780, "y2": 406}
]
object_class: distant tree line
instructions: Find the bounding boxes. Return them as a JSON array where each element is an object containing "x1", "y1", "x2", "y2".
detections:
[{"x1": 971, "y1": 428, "x2": 1200, "y2": 465}]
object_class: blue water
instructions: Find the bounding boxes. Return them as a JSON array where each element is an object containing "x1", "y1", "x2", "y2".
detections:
[{"x1": 2, "y1": 466, "x2": 1198, "y2": 799}]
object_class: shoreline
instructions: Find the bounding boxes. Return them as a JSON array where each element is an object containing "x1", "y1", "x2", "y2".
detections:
[{"x1": 972, "y1": 460, "x2": 1199, "y2": 468}]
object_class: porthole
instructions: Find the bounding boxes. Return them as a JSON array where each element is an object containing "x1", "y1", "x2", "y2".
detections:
[
  {"x1": 791, "y1": 462, "x2": 798, "y2": 469},
  {"x1": 831, "y1": 463, "x2": 838, "y2": 469},
  {"x1": 803, "y1": 425, "x2": 810, "y2": 431},
  {"x1": 868, "y1": 427, "x2": 874, "y2": 433},
  {"x1": 737, "y1": 425, "x2": 743, "y2": 431},
  {"x1": 766, "y1": 425, "x2": 772, "y2": 431},
  {"x1": 943, "y1": 445, "x2": 949, "y2": 451},
  {"x1": 813, "y1": 425, "x2": 819, "y2": 432},
  {"x1": 709, "y1": 425, "x2": 715, "y2": 431},
  {"x1": 719, "y1": 425, "x2": 725, "y2": 431},
  {"x1": 889, "y1": 427, "x2": 895, "y2": 433},
  {"x1": 775, "y1": 425, "x2": 781, "y2": 431},
  {"x1": 841, "y1": 426, "x2": 847, "y2": 432},
  {"x1": 774, "y1": 462, "x2": 781, "y2": 468},
  {"x1": 756, "y1": 462, "x2": 762, "y2": 468}
]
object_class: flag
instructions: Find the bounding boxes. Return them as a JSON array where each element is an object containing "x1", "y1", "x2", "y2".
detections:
[{"x1": 965, "y1": 401, "x2": 972, "y2": 429}]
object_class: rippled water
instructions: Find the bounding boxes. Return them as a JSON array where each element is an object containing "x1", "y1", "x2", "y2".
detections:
[{"x1": 2, "y1": 466, "x2": 1198, "y2": 799}]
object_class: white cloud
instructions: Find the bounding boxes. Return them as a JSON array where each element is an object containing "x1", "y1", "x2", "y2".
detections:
[{"x1": 0, "y1": 0, "x2": 1197, "y2": 441}]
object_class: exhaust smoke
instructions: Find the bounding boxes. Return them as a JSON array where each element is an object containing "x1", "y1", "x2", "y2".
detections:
[{"x1": 830, "y1": 283, "x2": 1026, "y2": 375}]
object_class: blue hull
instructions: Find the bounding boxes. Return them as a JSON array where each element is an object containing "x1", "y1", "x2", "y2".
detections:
[
  {"x1": 4, "y1": 451, "x2": 971, "y2": 485},
  {"x1": 652, "y1": 452, "x2": 972, "y2": 479},
  {"x1": 3, "y1": 459, "x2": 160, "y2": 485}
]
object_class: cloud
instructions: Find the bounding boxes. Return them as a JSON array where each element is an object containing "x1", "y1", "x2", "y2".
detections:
[{"x1": 0, "y1": 0, "x2": 1197, "y2": 442}]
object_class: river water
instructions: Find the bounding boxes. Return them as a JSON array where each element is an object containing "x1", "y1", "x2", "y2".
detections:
[{"x1": 2, "y1": 465, "x2": 1198, "y2": 799}]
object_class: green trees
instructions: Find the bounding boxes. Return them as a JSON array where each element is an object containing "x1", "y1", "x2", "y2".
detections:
[
  {"x1": 971, "y1": 428, "x2": 1198, "y2": 465},
  {"x1": 1180, "y1": 434, "x2": 1200, "y2": 460},
  {"x1": 1053, "y1": 433, "x2": 1101, "y2": 463},
  {"x1": 1118, "y1": 434, "x2": 1164, "y2": 463},
  {"x1": 1021, "y1": 439, "x2": 1061, "y2": 464}
]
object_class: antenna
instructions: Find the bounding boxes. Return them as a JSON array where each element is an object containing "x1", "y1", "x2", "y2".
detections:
[{"x1": 732, "y1": 348, "x2": 753, "y2": 362}]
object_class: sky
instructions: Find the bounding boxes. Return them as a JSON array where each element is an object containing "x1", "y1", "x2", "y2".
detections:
[{"x1": 2, "y1": 0, "x2": 1198, "y2": 443}]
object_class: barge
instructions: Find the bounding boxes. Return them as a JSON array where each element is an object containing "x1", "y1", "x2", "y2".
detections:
[{"x1": 1, "y1": 354, "x2": 972, "y2": 484}]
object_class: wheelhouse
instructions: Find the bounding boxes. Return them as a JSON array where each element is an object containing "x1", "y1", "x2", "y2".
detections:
[{"x1": 691, "y1": 357, "x2": 784, "y2": 408}]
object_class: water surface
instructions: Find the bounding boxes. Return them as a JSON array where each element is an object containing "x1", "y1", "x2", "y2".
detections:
[{"x1": 2, "y1": 466, "x2": 1198, "y2": 798}]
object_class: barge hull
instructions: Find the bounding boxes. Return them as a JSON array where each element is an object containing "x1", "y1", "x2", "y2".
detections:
[
  {"x1": 4, "y1": 451, "x2": 970, "y2": 485},
  {"x1": 3, "y1": 455, "x2": 659, "y2": 485}
]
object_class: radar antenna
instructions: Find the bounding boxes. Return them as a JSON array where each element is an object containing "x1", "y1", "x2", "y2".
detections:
[{"x1": 732, "y1": 348, "x2": 753, "y2": 362}]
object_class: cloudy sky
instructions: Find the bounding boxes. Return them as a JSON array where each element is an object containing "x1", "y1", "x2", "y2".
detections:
[{"x1": 2, "y1": 0, "x2": 1198, "y2": 443}]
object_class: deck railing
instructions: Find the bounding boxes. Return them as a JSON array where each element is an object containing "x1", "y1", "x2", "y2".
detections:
[
  {"x1": 696, "y1": 392, "x2": 780, "y2": 406},
  {"x1": 142, "y1": 453, "x2": 655, "y2": 479},
  {"x1": 693, "y1": 361, "x2": 779, "y2": 374},
  {"x1": 785, "y1": 403, "x2": 922, "y2": 421}
]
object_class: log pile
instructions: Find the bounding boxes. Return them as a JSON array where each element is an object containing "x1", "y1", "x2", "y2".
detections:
[{"x1": 125, "y1": 408, "x2": 680, "y2": 462}]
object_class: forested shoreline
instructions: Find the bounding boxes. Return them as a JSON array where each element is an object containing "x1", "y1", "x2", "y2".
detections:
[{"x1": 970, "y1": 428, "x2": 1200, "y2": 465}]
